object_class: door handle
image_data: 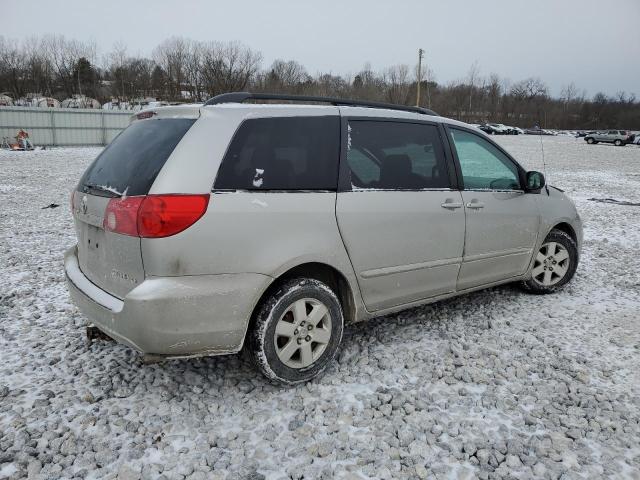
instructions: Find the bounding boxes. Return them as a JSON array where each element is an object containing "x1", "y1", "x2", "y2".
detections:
[
  {"x1": 466, "y1": 200, "x2": 485, "y2": 209},
  {"x1": 441, "y1": 200, "x2": 463, "y2": 210}
]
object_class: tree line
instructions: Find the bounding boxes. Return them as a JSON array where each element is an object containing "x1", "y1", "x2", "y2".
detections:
[{"x1": 1, "y1": 35, "x2": 638, "y2": 129}]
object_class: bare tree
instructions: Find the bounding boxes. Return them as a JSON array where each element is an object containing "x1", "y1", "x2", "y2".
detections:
[
  {"x1": 0, "y1": 37, "x2": 24, "y2": 97},
  {"x1": 183, "y1": 40, "x2": 204, "y2": 101},
  {"x1": 351, "y1": 63, "x2": 385, "y2": 102},
  {"x1": 42, "y1": 35, "x2": 95, "y2": 97},
  {"x1": 485, "y1": 73, "x2": 502, "y2": 121},
  {"x1": 265, "y1": 59, "x2": 310, "y2": 93},
  {"x1": 108, "y1": 41, "x2": 128, "y2": 98},
  {"x1": 383, "y1": 64, "x2": 410, "y2": 104},
  {"x1": 467, "y1": 60, "x2": 480, "y2": 116},
  {"x1": 200, "y1": 41, "x2": 261, "y2": 96},
  {"x1": 510, "y1": 77, "x2": 549, "y2": 124},
  {"x1": 153, "y1": 37, "x2": 190, "y2": 100},
  {"x1": 315, "y1": 73, "x2": 349, "y2": 97},
  {"x1": 561, "y1": 82, "x2": 578, "y2": 104}
]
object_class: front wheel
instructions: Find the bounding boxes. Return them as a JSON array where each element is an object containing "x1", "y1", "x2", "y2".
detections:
[
  {"x1": 248, "y1": 278, "x2": 344, "y2": 384},
  {"x1": 586, "y1": 138, "x2": 595, "y2": 144},
  {"x1": 521, "y1": 229, "x2": 578, "y2": 294}
]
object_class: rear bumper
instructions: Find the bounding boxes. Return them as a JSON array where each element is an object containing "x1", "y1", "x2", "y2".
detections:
[{"x1": 64, "y1": 246, "x2": 271, "y2": 357}]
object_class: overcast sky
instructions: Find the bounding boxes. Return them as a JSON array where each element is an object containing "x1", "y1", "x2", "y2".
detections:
[{"x1": 2, "y1": 0, "x2": 639, "y2": 97}]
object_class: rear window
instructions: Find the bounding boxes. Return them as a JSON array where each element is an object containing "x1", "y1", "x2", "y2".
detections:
[
  {"x1": 79, "y1": 118, "x2": 195, "y2": 196},
  {"x1": 214, "y1": 116, "x2": 339, "y2": 191}
]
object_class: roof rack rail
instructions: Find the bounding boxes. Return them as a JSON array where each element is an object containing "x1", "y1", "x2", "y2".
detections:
[{"x1": 203, "y1": 92, "x2": 438, "y2": 116}]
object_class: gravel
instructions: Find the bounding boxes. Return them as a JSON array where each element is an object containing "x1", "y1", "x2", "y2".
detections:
[{"x1": 1, "y1": 136, "x2": 639, "y2": 479}]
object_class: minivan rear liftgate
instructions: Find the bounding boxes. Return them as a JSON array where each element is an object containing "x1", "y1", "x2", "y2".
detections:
[{"x1": 72, "y1": 117, "x2": 196, "y2": 299}]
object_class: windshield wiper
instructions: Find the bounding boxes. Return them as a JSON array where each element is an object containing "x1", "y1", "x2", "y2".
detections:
[{"x1": 82, "y1": 182, "x2": 121, "y2": 198}]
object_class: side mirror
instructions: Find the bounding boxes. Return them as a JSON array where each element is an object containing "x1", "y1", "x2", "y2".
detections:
[{"x1": 526, "y1": 171, "x2": 545, "y2": 192}]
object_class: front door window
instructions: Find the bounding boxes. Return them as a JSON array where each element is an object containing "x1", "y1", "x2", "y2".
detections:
[{"x1": 450, "y1": 129, "x2": 521, "y2": 191}]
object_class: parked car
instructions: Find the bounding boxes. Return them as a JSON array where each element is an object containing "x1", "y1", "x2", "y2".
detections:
[
  {"x1": 478, "y1": 123, "x2": 499, "y2": 135},
  {"x1": 65, "y1": 92, "x2": 583, "y2": 384},
  {"x1": 478, "y1": 123, "x2": 511, "y2": 135},
  {"x1": 508, "y1": 126, "x2": 524, "y2": 135},
  {"x1": 584, "y1": 130, "x2": 632, "y2": 146},
  {"x1": 524, "y1": 127, "x2": 555, "y2": 135},
  {"x1": 576, "y1": 130, "x2": 597, "y2": 138},
  {"x1": 488, "y1": 123, "x2": 511, "y2": 134}
]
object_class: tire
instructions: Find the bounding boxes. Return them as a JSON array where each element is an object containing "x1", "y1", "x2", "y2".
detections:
[
  {"x1": 521, "y1": 229, "x2": 578, "y2": 294},
  {"x1": 586, "y1": 137, "x2": 594, "y2": 144},
  {"x1": 614, "y1": 139, "x2": 623, "y2": 146},
  {"x1": 248, "y1": 278, "x2": 344, "y2": 385}
]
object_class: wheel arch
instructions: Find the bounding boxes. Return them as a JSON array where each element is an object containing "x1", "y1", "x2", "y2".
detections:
[
  {"x1": 551, "y1": 222, "x2": 577, "y2": 243},
  {"x1": 250, "y1": 262, "x2": 358, "y2": 328}
]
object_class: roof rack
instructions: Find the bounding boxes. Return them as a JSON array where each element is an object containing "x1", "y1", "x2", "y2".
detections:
[{"x1": 203, "y1": 92, "x2": 438, "y2": 116}]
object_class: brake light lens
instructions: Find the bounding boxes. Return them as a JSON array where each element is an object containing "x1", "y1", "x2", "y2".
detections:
[
  {"x1": 104, "y1": 196, "x2": 144, "y2": 236},
  {"x1": 103, "y1": 194, "x2": 209, "y2": 238},
  {"x1": 138, "y1": 194, "x2": 210, "y2": 238}
]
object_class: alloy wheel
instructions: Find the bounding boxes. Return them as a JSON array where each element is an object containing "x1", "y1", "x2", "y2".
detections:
[
  {"x1": 273, "y1": 298, "x2": 332, "y2": 369},
  {"x1": 531, "y1": 242, "x2": 570, "y2": 287}
]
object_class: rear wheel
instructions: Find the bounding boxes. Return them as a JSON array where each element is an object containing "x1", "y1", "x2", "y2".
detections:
[
  {"x1": 521, "y1": 229, "x2": 578, "y2": 294},
  {"x1": 248, "y1": 278, "x2": 344, "y2": 385},
  {"x1": 614, "y1": 139, "x2": 623, "y2": 146}
]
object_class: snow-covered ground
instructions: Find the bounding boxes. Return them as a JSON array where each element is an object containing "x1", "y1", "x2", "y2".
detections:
[{"x1": 0, "y1": 137, "x2": 639, "y2": 480}]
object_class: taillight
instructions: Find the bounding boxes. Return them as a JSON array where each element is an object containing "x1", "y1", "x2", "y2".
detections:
[
  {"x1": 104, "y1": 196, "x2": 144, "y2": 236},
  {"x1": 103, "y1": 194, "x2": 209, "y2": 238},
  {"x1": 138, "y1": 194, "x2": 209, "y2": 238}
]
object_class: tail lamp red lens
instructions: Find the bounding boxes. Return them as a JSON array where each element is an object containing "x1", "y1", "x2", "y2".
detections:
[
  {"x1": 138, "y1": 194, "x2": 210, "y2": 238},
  {"x1": 103, "y1": 194, "x2": 209, "y2": 238},
  {"x1": 104, "y1": 196, "x2": 144, "y2": 236}
]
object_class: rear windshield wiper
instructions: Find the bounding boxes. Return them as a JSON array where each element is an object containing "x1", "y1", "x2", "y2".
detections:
[{"x1": 81, "y1": 182, "x2": 121, "y2": 198}]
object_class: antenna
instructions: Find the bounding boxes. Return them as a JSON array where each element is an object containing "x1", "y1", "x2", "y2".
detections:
[
  {"x1": 416, "y1": 48, "x2": 424, "y2": 107},
  {"x1": 538, "y1": 124, "x2": 550, "y2": 194}
]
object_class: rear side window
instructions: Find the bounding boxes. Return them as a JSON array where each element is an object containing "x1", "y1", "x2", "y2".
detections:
[
  {"x1": 346, "y1": 121, "x2": 450, "y2": 189},
  {"x1": 215, "y1": 116, "x2": 340, "y2": 191},
  {"x1": 79, "y1": 118, "x2": 195, "y2": 196}
]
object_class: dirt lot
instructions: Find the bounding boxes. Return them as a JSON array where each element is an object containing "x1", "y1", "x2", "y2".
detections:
[{"x1": 1, "y1": 136, "x2": 639, "y2": 480}]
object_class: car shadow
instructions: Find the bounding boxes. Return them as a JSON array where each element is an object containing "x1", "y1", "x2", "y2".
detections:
[{"x1": 87, "y1": 283, "x2": 537, "y2": 395}]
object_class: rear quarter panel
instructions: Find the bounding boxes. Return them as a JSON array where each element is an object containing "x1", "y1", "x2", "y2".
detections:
[{"x1": 141, "y1": 192, "x2": 355, "y2": 278}]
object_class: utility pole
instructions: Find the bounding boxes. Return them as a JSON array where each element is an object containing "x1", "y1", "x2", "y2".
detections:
[{"x1": 416, "y1": 48, "x2": 424, "y2": 107}]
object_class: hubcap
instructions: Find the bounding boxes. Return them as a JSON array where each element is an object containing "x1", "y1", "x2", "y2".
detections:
[
  {"x1": 274, "y1": 298, "x2": 332, "y2": 369},
  {"x1": 532, "y1": 242, "x2": 570, "y2": 287}
]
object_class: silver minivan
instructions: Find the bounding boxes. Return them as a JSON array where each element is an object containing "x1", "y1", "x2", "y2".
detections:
[{"x1": 65, "y1": 92, "x2": 582, "y2": 384}]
